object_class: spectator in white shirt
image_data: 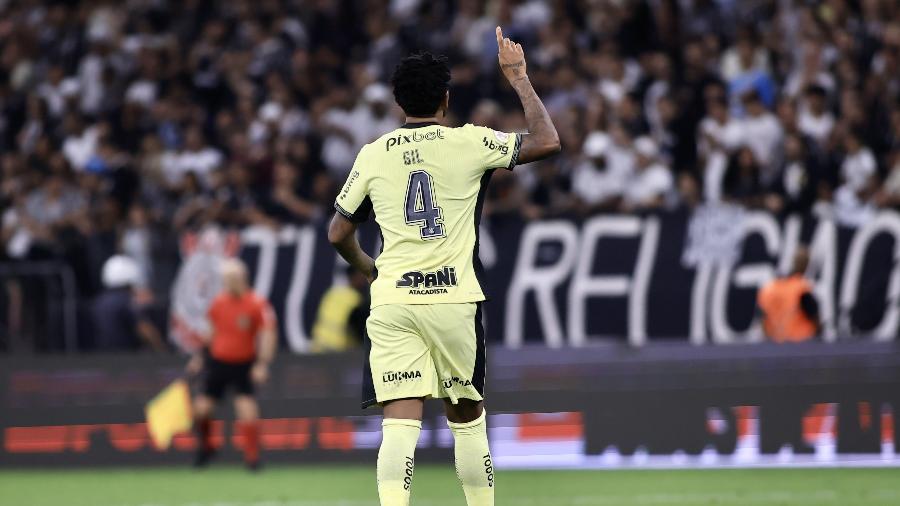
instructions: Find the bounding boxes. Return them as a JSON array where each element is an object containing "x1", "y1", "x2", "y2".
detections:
[
  {"x1": 833, "y1": 130, "x2": 878, "y2": 227},
  {"x1": 783, "y1": 40, "x2": 836, "y2": 98},
  {"x1": 738, "y1": 90, "x2": 783, "y2": 186},
  {"x1": 623, "y1": 136, "x2": 673, "y2": 211},
  {"x1": 37, "y1": 65, "x2": 76, "y2": 118},
  {"x1": 841, "y1": 130, "x2": 877, "y2": 192},
  {"x1": 698, "y1": 96, "x2": 742, "y2": 202},
  {"x1": 572, "y1": 131, "x2": 627, "y2": 214},
  {"x1": 321, "y1": 83, "x2": 400, "y2": 180},
  {"x1": 797, "y1": 85, "x2": 835, "y2": 148},
  {"x1": 319, "y1": 89, "x2": 359, "y2": 178},
  {"x1": 61, "y1": 114, "x2": 103, "y2": 171},
  {"x1": 347, "y1": 83, "x2": 401, "y2": 150},
  {"x1": 161, "y1": 125, "x2": 223, "y2": 187}
]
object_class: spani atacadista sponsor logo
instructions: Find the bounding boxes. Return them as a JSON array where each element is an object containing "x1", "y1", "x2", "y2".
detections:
[{"x1": 396, "y1": 266, "x2": 457, "y2": 295}]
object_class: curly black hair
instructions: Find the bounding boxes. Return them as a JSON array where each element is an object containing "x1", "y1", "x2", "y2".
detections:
[{"x1": 390, "y1": 52, "x2": 451, "y2": 117}]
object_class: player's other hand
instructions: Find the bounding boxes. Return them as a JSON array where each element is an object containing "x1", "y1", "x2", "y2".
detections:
[
  {"x1": 251, "y1": 362, "x2": 270, "y2": 385},
  {"x1": 186, "y1": 354, "x2": 204, "y2": 377},
  {"x1": 496, "y1": 26, "x2": 527, "y2": 82}
]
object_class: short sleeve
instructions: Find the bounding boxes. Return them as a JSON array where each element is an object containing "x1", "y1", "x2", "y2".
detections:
[
  {"x1": 334, "y1": 150, "x2": 372, "y2": 223},
  {"x1": 464, "y1": 124, "x2": 522, "y2": 171}
]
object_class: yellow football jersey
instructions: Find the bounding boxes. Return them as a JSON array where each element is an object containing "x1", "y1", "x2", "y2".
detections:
[{"x1": 335, "y1": 122, "x2": 521, "y2": 308}]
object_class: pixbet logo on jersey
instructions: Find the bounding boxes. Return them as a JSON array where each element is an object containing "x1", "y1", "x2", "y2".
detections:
[
  {"x1": 396, "y1": 266, "x2": 457, "y2": 295},
  {"x1": 385, "y1": 129, "x2": 446, "y2": 151}
]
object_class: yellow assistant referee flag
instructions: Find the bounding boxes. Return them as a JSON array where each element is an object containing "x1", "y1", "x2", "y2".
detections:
[{"x1": 145, "y1": 379, "x2": 193, "y2": 449}]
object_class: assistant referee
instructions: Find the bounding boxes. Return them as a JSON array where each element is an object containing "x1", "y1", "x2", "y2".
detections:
[{"x1": 187, "y1": 258, "x2": 277, "y2": 470}]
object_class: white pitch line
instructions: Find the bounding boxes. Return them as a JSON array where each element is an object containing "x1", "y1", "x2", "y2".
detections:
[{"x1": 130, "y1": 489, "x2": 900, "y2": 506}]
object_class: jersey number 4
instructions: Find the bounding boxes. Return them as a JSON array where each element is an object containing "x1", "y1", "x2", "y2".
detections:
[{"x1": 404, "y1": 170, "x2": 445, "y2": 240}]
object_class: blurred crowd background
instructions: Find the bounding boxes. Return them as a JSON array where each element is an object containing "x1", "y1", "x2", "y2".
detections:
[{"x1": 2, "y1": 0, "x2": 900, "y2": 352}]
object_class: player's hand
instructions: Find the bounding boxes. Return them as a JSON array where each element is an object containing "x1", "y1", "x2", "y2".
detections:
[
  {"x1": 186, "y1": 354, "x2": 204, "y2": 377},
  {"x1": 496, "y1": 26, "x2": 527, "y2": 82},
  {"x1": 251, "y1": 362, "x2": 270, "y2": 385}
]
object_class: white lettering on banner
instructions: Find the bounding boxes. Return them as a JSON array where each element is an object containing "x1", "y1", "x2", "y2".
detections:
[
  {"x1": 222, "y1": 214, "x2": 900, "y2": 351},
  {"x1": 690, "y1": 263, "x2": 713, "y2": 345},
  {"x1": 241, "y1": 226, "x2": 281, "y2": 299},
  {"x1": 839, "y1": 212, "x2": 900, "y2": 340},
  {"x1": 568, "y1": 216, "x2": 642, "y2": 347},
  {"x1": 240, "y1": 225, "x2": 315, "y2": 352},
  {"x1": 777, "y1": 215, "x2": 802, "y2": 276},
  {"x1": 504, "y1": 221, "x2": 579, "y2": 348},
  {"x1": 808, "y1": 220, "x2": 837, "y2": 341},
  {"x1": 709, "y1": 212, "x2": 780, "y2": 344},
  {"x1": 628, "y1": 217, "x2": 660, "y2": 347},
  {"x1": 284, "y1": 227, "x2": 316, "y2": 352}
]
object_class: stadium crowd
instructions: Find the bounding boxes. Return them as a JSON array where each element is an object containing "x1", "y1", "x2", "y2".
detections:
[{"x1": 2, "y1": 0, "x2": 900, "y2": 350}]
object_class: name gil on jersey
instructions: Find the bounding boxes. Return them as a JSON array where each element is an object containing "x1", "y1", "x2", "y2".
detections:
[
  {"x1": 386, "y1": 129, "x2": 445, "y2": 151},
  {"x1": 396, "y1": 266, "x2": 457, "y2": 295}
]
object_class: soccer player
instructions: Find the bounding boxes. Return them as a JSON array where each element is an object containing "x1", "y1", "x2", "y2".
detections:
[
  {"x1": 328, "y1": 28, "x2": 560, "y2": 506},
  {"x1": 187, "y1": 258, "x2": 277, "y2": 470}
]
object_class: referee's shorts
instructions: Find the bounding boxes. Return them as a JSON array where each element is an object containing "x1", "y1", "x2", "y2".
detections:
[
  {"x1": 361, "y1": 302, "x2": 485, "y2": 409},
  {"x1": 203, "y1": 357, "x2": 255, "y2": 401}
]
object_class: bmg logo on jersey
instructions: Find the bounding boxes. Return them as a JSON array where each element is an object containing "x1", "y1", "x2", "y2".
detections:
[
  {"x1": 339, "y1": 170, "x2": 359, "y2": 199},
  {"x1": 482, "y1": 136, "x2": 509, "y2": 155},
  {"x1": 396, "y1": 266, "x2": 457, "y2": 295},
  {"x1": 385, "y1": 129, "x2": 445, "y2": 151}
]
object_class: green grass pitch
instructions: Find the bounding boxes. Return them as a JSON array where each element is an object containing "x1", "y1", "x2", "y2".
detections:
[{"x1": 2, "y1": 465, "x2": 900, "y2": 505}]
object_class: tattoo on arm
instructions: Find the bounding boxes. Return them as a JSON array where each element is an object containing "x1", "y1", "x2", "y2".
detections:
[
  {"x1": 501, "y1": 61, "x2": 525, "y2": 77},
  {"x1": 512, "y1": 77, "x2": 559, "y2": 164}
]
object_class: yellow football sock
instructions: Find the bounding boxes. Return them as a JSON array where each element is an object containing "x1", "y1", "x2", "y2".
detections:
[
  {"x1": 377, "y1": 418, "x2": 421, "y2": 506},
  {"x1": 448, "y1": 411, "x2": 494, "y2": 506}
]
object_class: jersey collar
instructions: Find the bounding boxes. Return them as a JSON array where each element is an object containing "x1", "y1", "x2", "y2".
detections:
[{"x1": 401, "y1": 121, "x2": 439, "y2": 129}]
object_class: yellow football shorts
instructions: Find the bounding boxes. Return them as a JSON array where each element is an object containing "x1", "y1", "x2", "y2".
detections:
[{"x1": 362, "y1": 302, "x2": 485, "y2": 409}]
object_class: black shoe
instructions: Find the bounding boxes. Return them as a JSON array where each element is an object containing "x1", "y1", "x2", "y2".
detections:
[
  {"x1": 246, "y1": 460, "x2": 263, "y2": 472},
  {"x1": 193, "y1": 446, "x2": 217, "y2": 468}
]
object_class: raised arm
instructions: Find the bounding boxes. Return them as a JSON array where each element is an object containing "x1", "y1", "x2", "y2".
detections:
[{"x1": 496, "y1": 26, "x2": 561, "y2": 165}]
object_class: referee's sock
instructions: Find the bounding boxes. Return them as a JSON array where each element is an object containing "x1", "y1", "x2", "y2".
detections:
[
  {"x1": 448, "y1": 411, "x2": 494, "y2": 506},
  {"x1": 195, "y1": 417, "x2": 214, "y2": 451},
  {"x1": 238, "y1": 420, "x2": 260, "y2": 465},
  {"x1": 377, "y1": 418, "x2": 421, "y2": 506}
]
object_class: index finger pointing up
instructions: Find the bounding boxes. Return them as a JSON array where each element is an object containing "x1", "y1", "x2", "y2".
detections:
[{"x1": 496, "y1": 26, "x2": 503, "y2": 46}]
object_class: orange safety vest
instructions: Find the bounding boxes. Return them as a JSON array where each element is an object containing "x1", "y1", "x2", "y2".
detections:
[{"x1": 757, "y1": 275, "x2": 818, "y2": 343}]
